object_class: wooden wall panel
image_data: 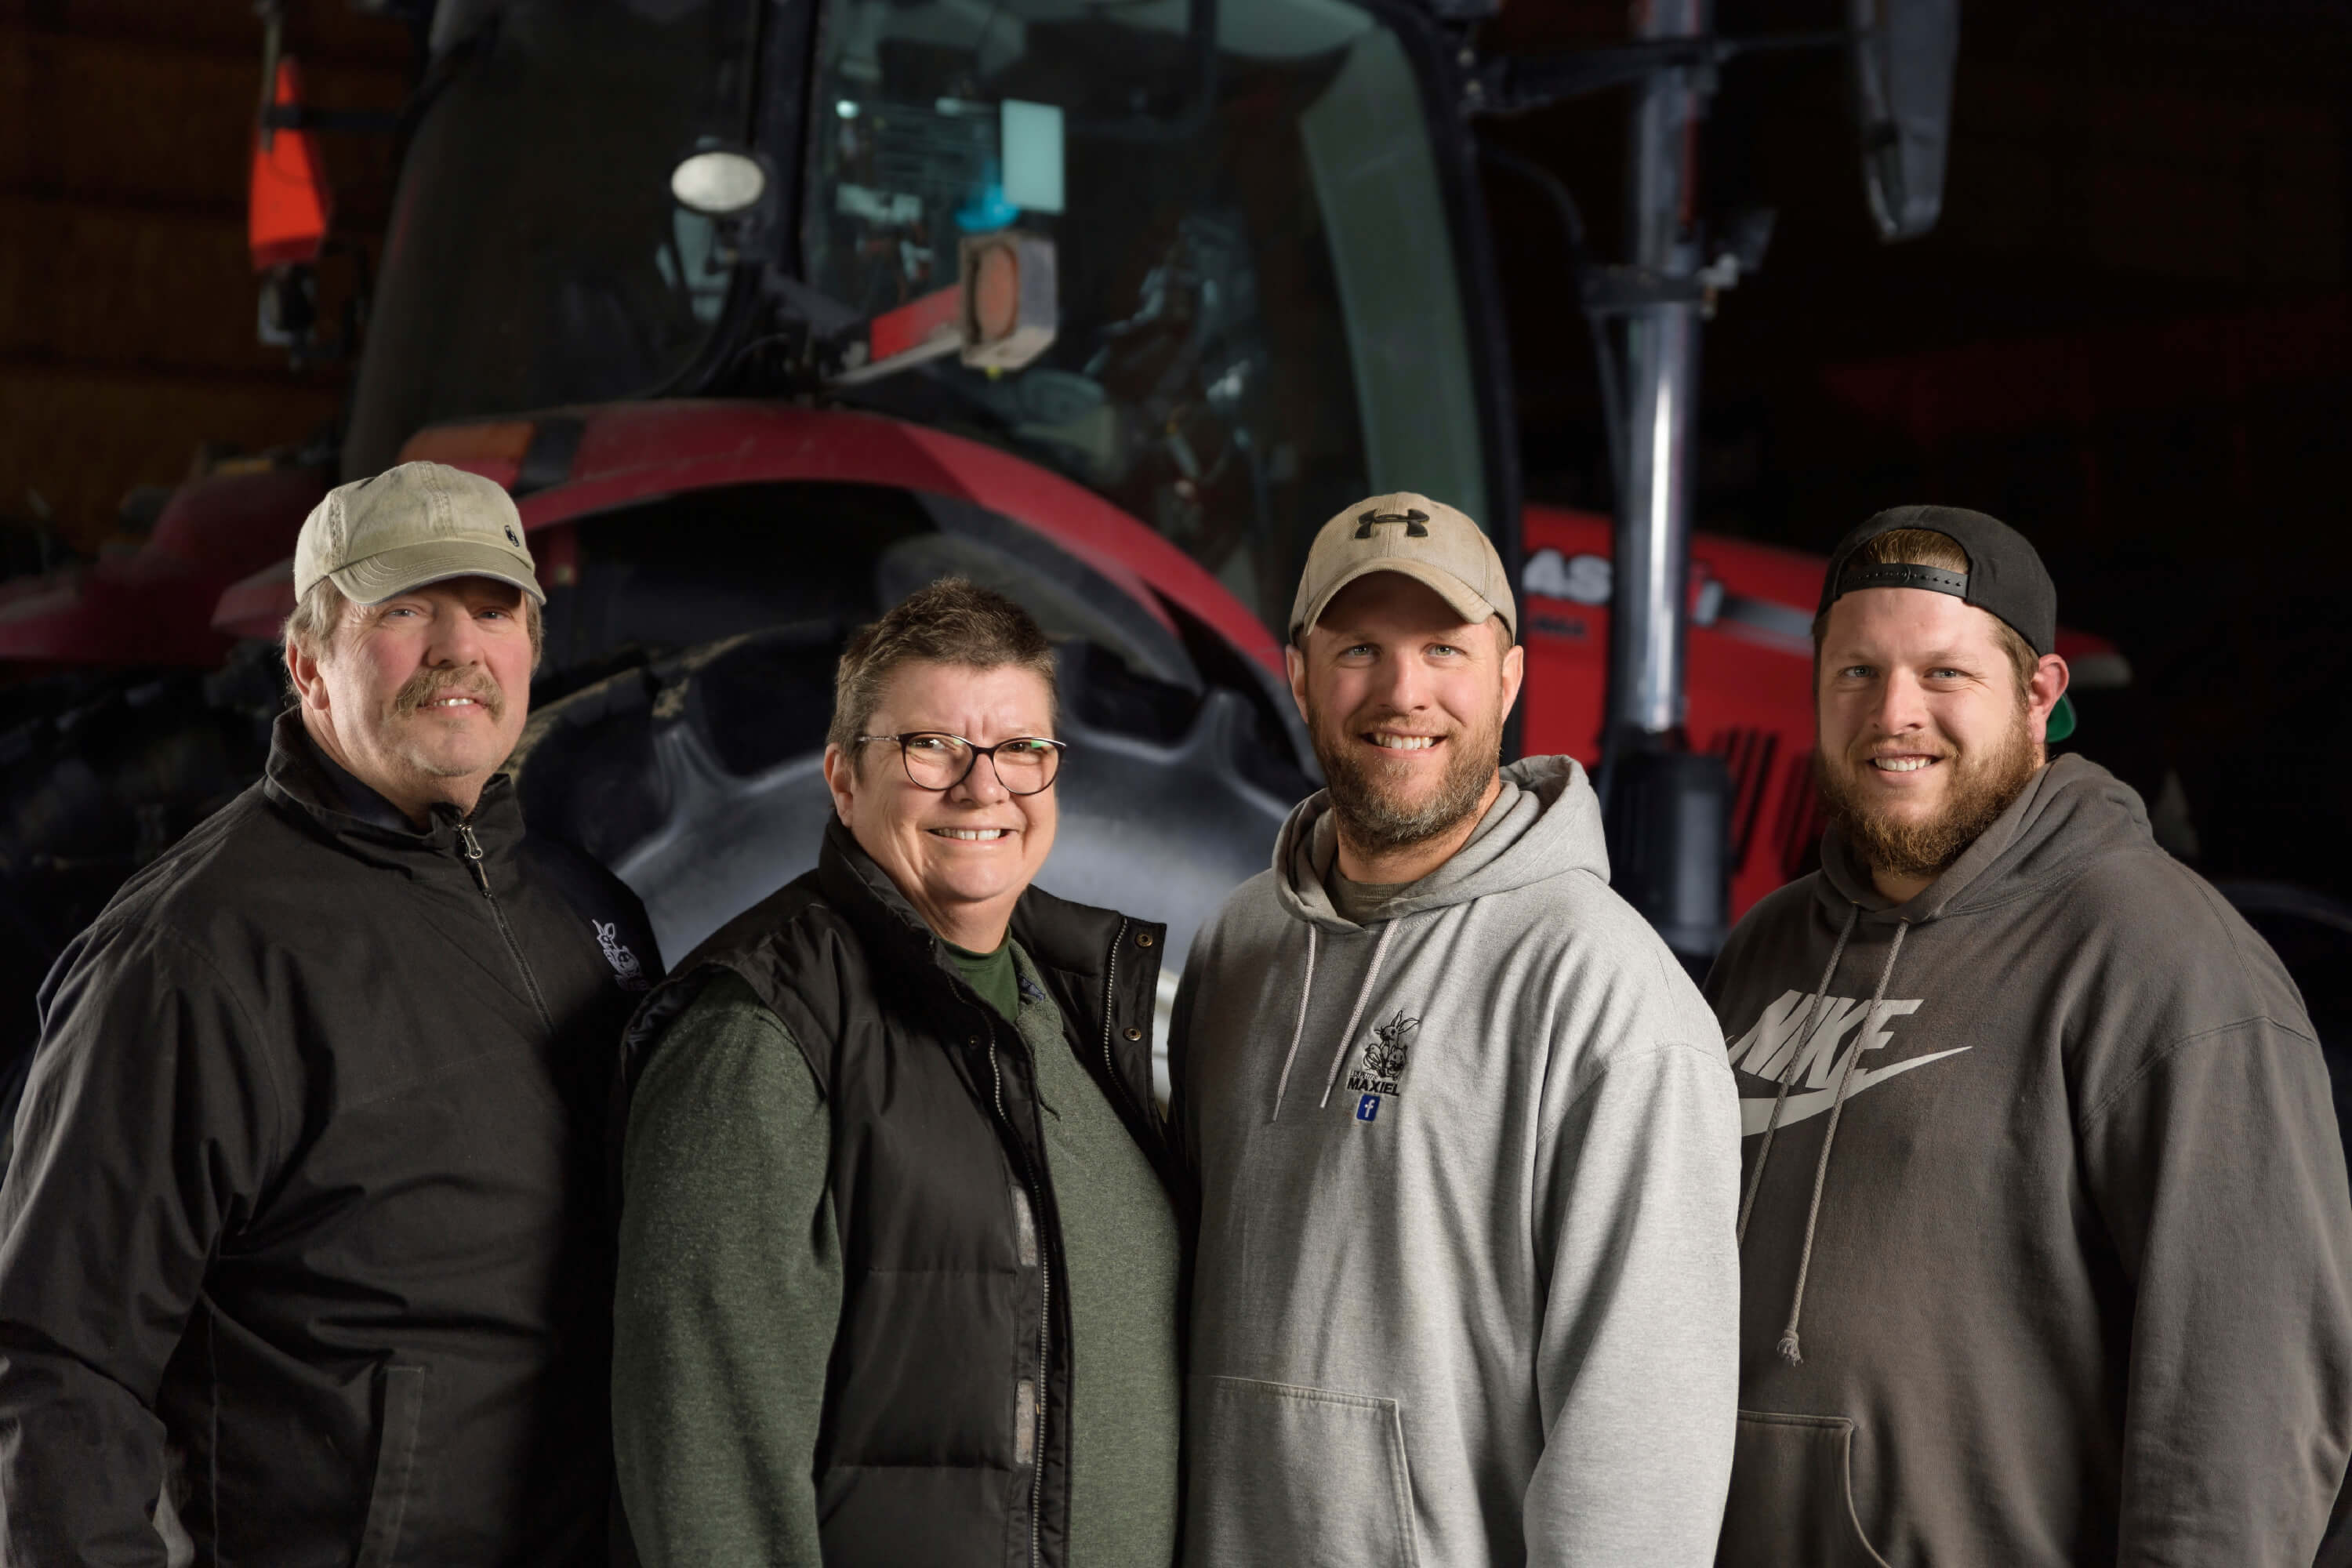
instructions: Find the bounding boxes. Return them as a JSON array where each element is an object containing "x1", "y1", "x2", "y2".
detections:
[
  {"x1": 0, "y1": 5, "x2": 406, "y2": 554},
  {"x1": 2, "y1": 33, "x2": 255, "y2": 208},
  {"x1": 0, "y1": 0, "x2": 408, "y2": 63},
  {"x1": 0, "y1": 197, "x2": 267, "y2": 372},
  {"x1": 0, "y1": 365, "x2": 340, "y2": 542}
]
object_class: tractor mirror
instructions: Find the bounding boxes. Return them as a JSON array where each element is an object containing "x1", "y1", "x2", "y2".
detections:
[
  {"x1": 1847, "y1": 0, "x2": 1957, "y2": 241},
  {"x1": 670, "y1": 148, "x2": 768, "y2": 216}
]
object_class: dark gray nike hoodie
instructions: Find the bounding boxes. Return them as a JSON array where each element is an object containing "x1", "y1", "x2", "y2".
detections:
[{"x1": 1705, "y1": 753, "x2": 2352, "y2": 1566}]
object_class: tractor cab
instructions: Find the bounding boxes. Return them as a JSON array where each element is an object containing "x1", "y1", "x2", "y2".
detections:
[{"x1": 343, "y1": 0, "x2": 1512, "y2": 640}]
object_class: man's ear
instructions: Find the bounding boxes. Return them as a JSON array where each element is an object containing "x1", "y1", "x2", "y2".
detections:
[
  {"x1": 285, "y1": 637, "x2": 328, "y2": 715},
  {"x1": 1499, "y1": 639, "x2": 1526, "y2": 719},
  {"x1": 2027, "y1": 653, "x2": 2070, "y2": 737},
  {"x1": 1284, "y1": 641, "x2": 1311, "y2": 725}
]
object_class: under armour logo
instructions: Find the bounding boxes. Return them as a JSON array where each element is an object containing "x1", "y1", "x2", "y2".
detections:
[{"x1": 1355, "y1": 507, "x2": 1430, "y2": 539}]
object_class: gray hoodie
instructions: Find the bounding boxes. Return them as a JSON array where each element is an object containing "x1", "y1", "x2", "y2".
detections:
[
  {"x1": 1707, "y1": 753, "x2": 2352, "y2": 1566},
  {"x1": 1172, "y1": 756, "x2": 1742, "y2": 1567}
]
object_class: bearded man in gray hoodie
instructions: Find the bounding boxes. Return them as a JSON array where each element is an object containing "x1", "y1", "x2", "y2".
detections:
[
  {"x1": 1709, "y1": 505, "x2": 2352, "y2": 1566},
  {"x1": 1171, "y1": 493, "x2": 1743, "y2": 1567}
]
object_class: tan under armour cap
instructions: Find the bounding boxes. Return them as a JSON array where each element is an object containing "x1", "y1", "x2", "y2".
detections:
[
  {"x1": 1289, "y1": 492, "x2": 1515, "y2": 644},
  {"x1": 294, "y1": 460, "x2": 543, "y2": 607}
]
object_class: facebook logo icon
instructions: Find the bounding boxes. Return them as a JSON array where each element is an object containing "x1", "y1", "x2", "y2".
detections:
[{"x1": 1356, "y1": 1094, "x2": 1381, "y2": 1123}]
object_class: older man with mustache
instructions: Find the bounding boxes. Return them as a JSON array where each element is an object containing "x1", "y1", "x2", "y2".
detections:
[
  {"x1": 1171, "y1": 493, "x2": 1743, "y2": 1567},
  {"x1": 0, "y1": 462, "x2": 660, "y2": 1566},
  {"x1": 1706, "y1": 506, "x2": 2352, "y2": 1565}
]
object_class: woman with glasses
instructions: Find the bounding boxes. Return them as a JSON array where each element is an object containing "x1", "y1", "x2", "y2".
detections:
[{"x1": 610, "y1": 578, "x2": 1181, "y2": 1568}]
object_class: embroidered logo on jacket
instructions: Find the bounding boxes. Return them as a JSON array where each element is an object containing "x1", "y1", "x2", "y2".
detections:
[
  {"x1": 593, "y1": 920, "x2": 648, "y2": 992},
  {"x1": 1346, "y1": 1010, "x2": 1419, "y2": 1119},
  {"x1": 1724, "y1": 988, "x2": 1966, "y2": 1136}
]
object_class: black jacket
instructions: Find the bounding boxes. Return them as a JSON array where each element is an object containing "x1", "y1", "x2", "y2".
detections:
[
  {"x1": 621, "y1": 817, "x2": 1171, "y2": 1568},
  {"x1": 0, "y1": 713, "x2": 661, "y2": 1566}
]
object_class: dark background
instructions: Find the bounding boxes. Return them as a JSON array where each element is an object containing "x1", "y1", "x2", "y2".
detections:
[
  {"x1": 1484, "y1": 0, "x2": 2352, "y2": 906},
  {"x1": 2, "y1": 0, "x2": 2347, "y2": 902}
]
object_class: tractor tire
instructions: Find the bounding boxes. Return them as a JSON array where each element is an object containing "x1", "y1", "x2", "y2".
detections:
[{"x1": 510, "y1": 622, "x2": 1312, "y2": 1098}]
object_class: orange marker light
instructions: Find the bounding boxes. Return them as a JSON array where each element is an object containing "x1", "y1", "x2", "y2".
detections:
[
  {"x1": 249, "y1": 59, "x2": 332, "y2": 271},
  {"x1": 970, "y1": 244, "x2": 1021, "y2": 344}
]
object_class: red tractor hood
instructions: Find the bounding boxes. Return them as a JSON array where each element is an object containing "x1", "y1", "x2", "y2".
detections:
[
  {"x1": 0, "y1": 466, "x2": 328, "y2": 666},
  {"x1": 212, "y1": 401, "x2": 1286, "y2": 678}
]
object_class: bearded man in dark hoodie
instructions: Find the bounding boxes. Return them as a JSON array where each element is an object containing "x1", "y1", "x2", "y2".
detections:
[{"x1": 1708, "y1": 504, "x2": 2352, "y2": 1566}]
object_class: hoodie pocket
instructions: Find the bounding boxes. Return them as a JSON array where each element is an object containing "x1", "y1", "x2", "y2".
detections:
[
  {"x1": 1718, "y1": 1410, "x2": 1889, "y2": 1568},
  {"x1": 1188, "y1": 1374, "x2": 1420, "y2": 1568},
  {"x1": 354, "y1": 1363, "x2": 426, "y2": 1568}
]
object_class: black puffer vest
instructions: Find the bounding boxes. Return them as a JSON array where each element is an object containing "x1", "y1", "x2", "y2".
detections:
[{"x1": 621, "y1": 817, "x2": 1171, "y2": 1568}]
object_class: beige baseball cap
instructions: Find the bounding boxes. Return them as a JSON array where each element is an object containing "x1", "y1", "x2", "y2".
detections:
[
  {"x1": 294, "y1": 461, "x2": 543, "y2": 607},
  {"x1": 1289, "y1": 492, "x2": 1515, "y2": 644}
]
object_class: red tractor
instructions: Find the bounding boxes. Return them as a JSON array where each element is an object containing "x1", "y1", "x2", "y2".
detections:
[{"x1": 0, "y1": 0, "x2": 2134, "y2": 1109}]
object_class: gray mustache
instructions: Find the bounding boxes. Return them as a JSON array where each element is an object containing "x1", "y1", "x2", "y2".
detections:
[{"x1": 391, "y1": 672, "x2": 505, "y2": 720}]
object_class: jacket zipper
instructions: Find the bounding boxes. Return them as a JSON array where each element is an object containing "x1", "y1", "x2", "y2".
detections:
[
  {"x1": 987, "y1": 1032, "x2": 1049, "y2": 1568},
  {"x1": 981, "y1": 921, "x2": 1148, "y2": 1568},
  {"x1": 457, "y1": 822, "x2": 554, "y2": 1030}
]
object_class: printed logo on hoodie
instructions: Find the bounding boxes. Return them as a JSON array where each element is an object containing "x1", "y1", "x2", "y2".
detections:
[
  {"x1": 1724, "y1": 988, "x2": 1968, "y2": 1136},
  {"x1": 1346, "y1": 1010, "x2": 1419, "y2": 1105}
]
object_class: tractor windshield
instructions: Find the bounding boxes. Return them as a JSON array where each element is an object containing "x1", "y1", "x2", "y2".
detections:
[
  {"x1": 343, "y1": 0, "x2": 760, "y2": 477},
  {"x1": 804, "y1": 0, "x2": 1486, "y2": 633},
  {"x1": 344, "y1": 0, "x2": 1488, "y2": 639}
]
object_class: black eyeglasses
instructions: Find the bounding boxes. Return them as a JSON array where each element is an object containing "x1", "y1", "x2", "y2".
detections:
[{"x1": 855, "y1": 732, "x2": 1066, "y2": 795}]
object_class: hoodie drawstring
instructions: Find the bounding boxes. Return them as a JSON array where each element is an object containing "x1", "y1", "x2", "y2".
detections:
[
  {"x1": 1736, "y1": 906, "x2": 1860, "y2": 1246},
  {"x1": 1773, "y1": 916, "x2": 1911, "y2": 1367},
  {"x1": 1269, "y1": 924, "x2": 1320, "y2": 1122},
  {"x1": 1317, "y1": 920, "x2": 1398, "y2": 1109}
]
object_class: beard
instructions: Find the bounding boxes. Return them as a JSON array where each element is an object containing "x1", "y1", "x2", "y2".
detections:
[
  {"x1": 1816, "y1": 706, "x2": 2040, "y2": 884},
  {"x1": 1306, "y1": 697, "x2": 1502, "y2": 857}
]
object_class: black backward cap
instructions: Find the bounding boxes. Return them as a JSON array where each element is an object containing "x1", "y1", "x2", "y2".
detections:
[{"x1": 1818, "y1": 505, "x2": 2057, "y2": 656}]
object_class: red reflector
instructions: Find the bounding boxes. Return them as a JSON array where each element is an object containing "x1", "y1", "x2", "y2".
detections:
[
  {"x1": 869, "y1": 285, "x2": 961, "y2": 363},
  {"x1": 249, "y1": 60, "x2": 332, "y2": 271},
  {"x1": 397, "y1": 419, "x2": 539, "y2": 489}
]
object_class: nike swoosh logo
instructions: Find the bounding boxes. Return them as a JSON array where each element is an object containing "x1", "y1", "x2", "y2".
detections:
[{"x1": 1737, "y1": 1047, "x2": 1972, "y2": 1137}]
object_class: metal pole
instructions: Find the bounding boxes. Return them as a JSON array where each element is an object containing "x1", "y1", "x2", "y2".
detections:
[
  {"x1": 1599, "y1": 0, "x2": 1731, "y2": 971},
  {"x1": 1608, "y1": 0, "x2": 1708, "y2": 742}
]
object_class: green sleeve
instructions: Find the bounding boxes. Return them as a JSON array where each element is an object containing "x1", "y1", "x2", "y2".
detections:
[{"x1": 613, "y1": 971, "x2": 841, "y2": 1568}]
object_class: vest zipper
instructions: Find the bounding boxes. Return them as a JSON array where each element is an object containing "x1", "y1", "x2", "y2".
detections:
[
  {"x1": 456, "y1": 822, "x2": 554, "y2": 1030},
  {"x1": 1098, "y1": 918, "x2": 1149, "y2": 1128},
  {"x1": 987, "y1": 1033, "x2": 1049, "y2": 1568}
]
